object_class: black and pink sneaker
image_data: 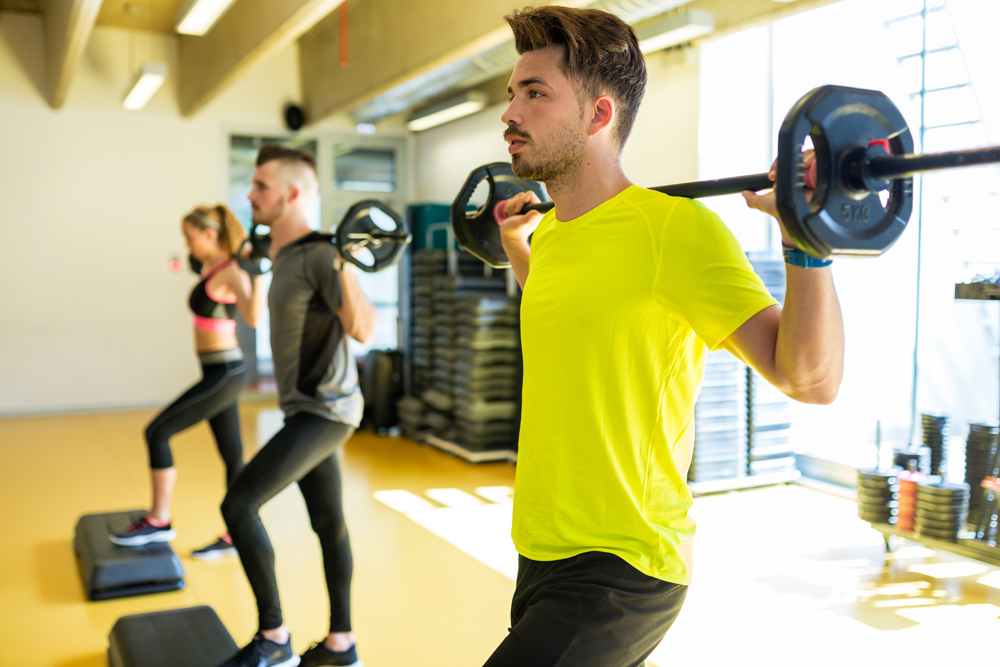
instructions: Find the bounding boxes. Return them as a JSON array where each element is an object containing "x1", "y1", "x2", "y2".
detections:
[
  {"x1": 109, "y1": 516, "x2": 176, "y2": 547},
  {"x1": 191, "y1": 535, "x2": 238, "y2": 561}
]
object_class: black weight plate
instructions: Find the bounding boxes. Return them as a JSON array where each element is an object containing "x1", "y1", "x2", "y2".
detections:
[
  {"x1": 858, "y1": 492, "x2": 900, "y2": 506},
  {"x1": 917, "y1": 508, "x2": 967, "y2": 522},
  {"x1": 917, "y1": 500, "x2": 968, "y2": 514},
  {"x1": 918, "y1": 481, "x2": 970, "y2": 496},
  {"x1": 857, "y1": 479, "x2": 900, "y2": 491},
  {"x1": 915, "y1": 516, "x2": 962, "y2": 531},
  {"x1": 917, "y1": 490, "x2": 968, "y2": 502},
  {"x1": 858, "y1": 505, "x2": 899, "y2": 516},
  {"x1": 857, "y1": 469, "x2": 899, "y2": 483},
  {"x1": 336, "y1": 200, "x2": 411, "y2": 273},
  {"x1": 775, "y1": 86, "x2": 913, "y2": 257},
  {"x1": 450, "y1": 163, "x2": 547, "y2": 269},
  {"x1": 914, "y1": 525, "x2": 958, "y2": 540},
  {"x1": 857, "y1": 478, "x2": 899, "y2": 492}
]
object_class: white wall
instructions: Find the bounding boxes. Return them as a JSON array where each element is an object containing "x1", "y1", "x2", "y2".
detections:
[{"x1": 0, "y1": 13, "x2": 360, "y2": 415}]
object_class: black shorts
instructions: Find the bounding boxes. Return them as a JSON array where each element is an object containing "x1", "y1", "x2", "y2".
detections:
[{"x1": 484, "y1": 551, "x2": 688, "y2": 667}]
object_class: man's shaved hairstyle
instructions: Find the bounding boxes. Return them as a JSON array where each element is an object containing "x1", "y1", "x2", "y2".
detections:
[
  {"x1": 256, "y1": 143, "x2": 317, "y2": 172},
  {"x1": 256, "y1": 143, "x2": 319, "y2": 194},
  {"x1": 506, "y1": 5, "x2": 647, "y2": 149}
]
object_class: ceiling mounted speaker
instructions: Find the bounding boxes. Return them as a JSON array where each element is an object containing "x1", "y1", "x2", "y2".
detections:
[{"x1": 284, "y1": 104, "x2": 306, "y2": 131}]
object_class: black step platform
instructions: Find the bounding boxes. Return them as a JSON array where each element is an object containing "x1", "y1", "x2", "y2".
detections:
[
  {"x1": 74, "y1": 510, "x2": 185, "y2": 600},
  {"x1": 108, "y1": 606, "x2": 238, "y2": 667}
]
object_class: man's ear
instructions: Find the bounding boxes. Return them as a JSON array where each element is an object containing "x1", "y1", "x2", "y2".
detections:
[
  {"x1": 286, "y1": 185, "x2": 301, "y2": 205},
  {"x1": 588, "y1": 95, "x2": 616, "y2": 138}
]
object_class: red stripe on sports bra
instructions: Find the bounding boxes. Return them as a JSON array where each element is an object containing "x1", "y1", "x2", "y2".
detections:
[{"x1": 194, "y1": 315, "x2": 237, "y2": 334}]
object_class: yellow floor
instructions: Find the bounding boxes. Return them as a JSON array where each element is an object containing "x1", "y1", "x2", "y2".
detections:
[{"x1": 0, "y1": 403, "x2": 996, "y2": 666}]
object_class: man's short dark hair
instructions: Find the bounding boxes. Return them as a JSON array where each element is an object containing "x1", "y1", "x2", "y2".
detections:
[
  {"x1": 505, "y1": 6, "x2": 647, "y2": 149},
  {"x1": 256, "y1": 143, "x2": 318, "y2": 174}
]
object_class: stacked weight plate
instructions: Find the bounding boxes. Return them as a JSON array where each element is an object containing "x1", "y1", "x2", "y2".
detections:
[
  {"x1": 966, "y1": 422, "x2": 1000, "y2": 528},
  {"x1": 915, "y1": 481, "x2": 969, "y2": 542},
  {"x1": 452, "y1": 295, "x2": 521, "y2": 451},
  {"x1": 746, "y1": 369, "x2": 795, "y2": 476},
  {"x1": 410, "y1": 250, "x2": 484, "y2": 397},
  {"x1": 421, "y1": 275, "x2": 509, "y2": 448},
  {"x1": 921, "y1": 413, "x2": 949, "y2": 476},
  {"x1": 689, "y1": 350, "x2": 747, "y2": 483},
  {"x1": 396, "y1": 396, "x2": 425, "y2": 441},
  {"x1": 745, "y1": 255, "x2": 793, "y2": 477},
  {"x1": 747, "y1": 253, "x2": 787, "y2": 304},
  {"x1": 856, "y1": 468, "x2": 900, "y2": 525}
]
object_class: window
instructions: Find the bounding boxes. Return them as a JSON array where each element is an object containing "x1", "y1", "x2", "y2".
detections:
[
  {"x1": 701, "y1": 0, "x2": 1000, "y2": 471},
  {"x1": 333, "y1": 146, "x2": 396, "y2": 192}
]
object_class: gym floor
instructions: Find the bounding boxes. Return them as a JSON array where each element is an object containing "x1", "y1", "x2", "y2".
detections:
[{"x1": 1, "y1": 403, "x2": 997, "y2": 667}]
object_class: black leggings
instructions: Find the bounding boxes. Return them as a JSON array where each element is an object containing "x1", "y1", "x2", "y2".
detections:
[
  {"x1": 145, "y1": 359, "x2": 247, "y2": 487},
  {"x1": 221, "y1": 412, "x2": 355, "y2": 632}
]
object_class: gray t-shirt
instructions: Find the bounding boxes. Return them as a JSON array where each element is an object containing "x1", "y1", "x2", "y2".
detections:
[{"x1": 268, "y1": 232, "x2": 363, "y2": 426}]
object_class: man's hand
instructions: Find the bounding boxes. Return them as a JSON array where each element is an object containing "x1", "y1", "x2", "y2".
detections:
[
  {"x1": 335, "y1": 243, "x2": 367, "y2": 275},
  {"x1": 742, "y1": 150, "x2": 815, "y2": 249},
  {"x1": 500, "y1": 191, "x2": 544, "y2": 243}
]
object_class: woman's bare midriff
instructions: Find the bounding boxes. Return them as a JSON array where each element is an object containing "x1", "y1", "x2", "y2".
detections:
[{"x1": 195, "y1": 328, "x2": 240, "y2": 353}]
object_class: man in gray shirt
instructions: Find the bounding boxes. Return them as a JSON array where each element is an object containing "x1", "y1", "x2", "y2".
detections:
[{"x1": 219, "y1": 144, "x2": 376, "y2": 667}]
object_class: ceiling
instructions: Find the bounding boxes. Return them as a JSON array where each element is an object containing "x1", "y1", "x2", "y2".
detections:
[
  {"x1": 95, "y1": 0, "x2": 186, "y2": 32},
  {"x1": 0, "y1": 0, "x2": 39, "y2": 11},
  {"x1": 0, "y1": 0, "x2": 187, "y2": 32}
]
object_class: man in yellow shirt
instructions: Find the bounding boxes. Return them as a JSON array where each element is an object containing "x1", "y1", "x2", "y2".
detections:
[{"x1": 485, "y1": 6, "x2": 844, "y2": 667}]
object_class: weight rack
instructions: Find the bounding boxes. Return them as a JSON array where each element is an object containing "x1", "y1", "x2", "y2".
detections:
[
  {"x1": 688, "y1": 254, "x2": 800, "y2": 495},
  {"x1": 402, "y1": 239, "x2": 522, "y2": 463}
]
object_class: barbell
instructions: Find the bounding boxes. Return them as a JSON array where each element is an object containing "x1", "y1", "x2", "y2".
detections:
[
  {"x1": 240, "y1": 199, "x2": 412, "y2": 275},
  {"x1": 452, "y1": 85, "x2": 1000, "y2": 268}
]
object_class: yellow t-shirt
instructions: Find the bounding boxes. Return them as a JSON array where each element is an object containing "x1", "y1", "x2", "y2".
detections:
[{"x1": 512, "y1": 185, "x2": 779, "y2": 585}]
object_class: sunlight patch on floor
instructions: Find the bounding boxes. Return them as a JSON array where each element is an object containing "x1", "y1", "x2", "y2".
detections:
[{"x1": 376, "y1": 487, "x2": 518, "y2": 580}]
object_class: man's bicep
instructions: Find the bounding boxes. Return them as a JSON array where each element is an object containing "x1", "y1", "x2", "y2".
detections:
[{"x1": 720, "y1": 304, "x2": 782, "y2": 382}]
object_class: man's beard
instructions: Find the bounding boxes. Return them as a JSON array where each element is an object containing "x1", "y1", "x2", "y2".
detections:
[
  {"x1": 509, "y1": 126, "x2": 587, "y2": 183},
  {"x1": 252, "y1": 201, "x2": 283, "y2": 226}
]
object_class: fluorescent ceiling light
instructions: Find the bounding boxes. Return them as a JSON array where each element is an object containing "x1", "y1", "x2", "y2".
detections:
[
  {"x1": 122, "y1": 62, "x2": 167, "y2": 110},
  {"x1": 175, "y1": 0, "x2": 238, "y2": 35},
  {"x1": 637, "y1": 8, "x2": 715, "y2": 54},
  {"x1": 406, "y1": 91, "x2": 488, "y2": 132}
]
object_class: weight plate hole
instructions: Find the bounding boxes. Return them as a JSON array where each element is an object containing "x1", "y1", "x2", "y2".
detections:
[
  {"x1": 467, "y1": 179, "x2": 491, "y2": 216},
  {"x1": 352, "y1": 246, "x2": 376, "y2": 268},
  {"x1": 368, "y1": 206, "x2": 396, "y2": 231}
]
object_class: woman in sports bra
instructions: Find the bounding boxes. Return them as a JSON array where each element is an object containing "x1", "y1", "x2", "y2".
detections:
[{"x1": 110, "y1": 204, "x2": 266, "y2": 561}]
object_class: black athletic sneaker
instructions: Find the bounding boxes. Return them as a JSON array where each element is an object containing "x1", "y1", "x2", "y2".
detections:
[
  {"x1": 219, "y1": 634, "x2": 299, "y2": 667},
  {"x1": 299, "y1": 642, "x2": 361, "y2": 667},
  {"x1": 109, "y1": 516, "x2": 177, "y2": 547},
  {"x1": 191, "y1": 535, "x2": 238, "y2": 561}
]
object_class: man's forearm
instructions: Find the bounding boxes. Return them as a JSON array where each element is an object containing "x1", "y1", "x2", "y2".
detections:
[
  {"x1": 249, "y1": 276, "x2": 267, "y2": 327},
  {"x1": 501, "y1": 238, "x2": 531, "y2": 289},
  {"x1": 338, "y1": 270, "x2": 378, "y2": 343},
  {"x1": 774, "y1": 265, "x2": 844, "y2": 404}
]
